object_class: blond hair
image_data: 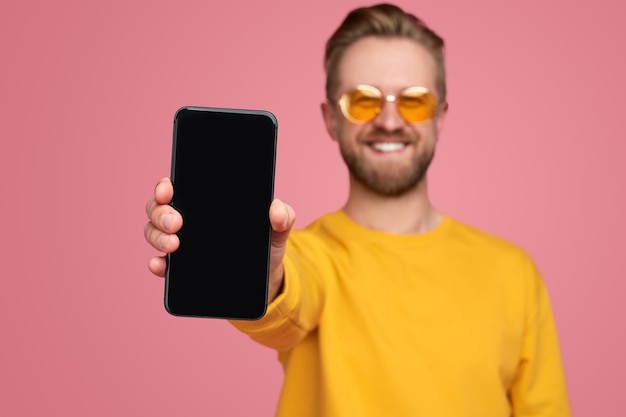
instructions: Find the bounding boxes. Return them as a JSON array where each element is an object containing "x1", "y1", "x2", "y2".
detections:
[{"x1": 324, "y1": 3, "x2": 446, "y2": 104}]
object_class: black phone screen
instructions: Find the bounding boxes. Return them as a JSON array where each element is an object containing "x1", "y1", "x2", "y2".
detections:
[{"x1": 165, "y1": 106, "x2": 277, "y2": 320}]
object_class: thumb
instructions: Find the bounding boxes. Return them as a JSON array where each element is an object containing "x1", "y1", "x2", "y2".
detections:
[
  {"x1": 269, "y1": 198, "x2": 296, "y2": 259},
  {"x1": 270, "y1": 198, "x2": 296, "y2": 241}
]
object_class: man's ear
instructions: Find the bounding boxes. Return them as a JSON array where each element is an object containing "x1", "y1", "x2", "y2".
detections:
[
  {"x1": 436, "y1": 101, "x2": 449, "y2": 133},
  {"x1": 321, "y1": 101, "x2": 340, "y2": 142}
]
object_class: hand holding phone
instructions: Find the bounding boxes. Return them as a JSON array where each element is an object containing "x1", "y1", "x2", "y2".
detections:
[{"x1": 164, "y1": 106, "x2": 278, "y2": 320}]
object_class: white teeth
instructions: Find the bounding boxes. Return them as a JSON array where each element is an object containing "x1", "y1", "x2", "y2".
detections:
[{"x1": 371, "y1": 142, "x2": 405, "y2": 152}]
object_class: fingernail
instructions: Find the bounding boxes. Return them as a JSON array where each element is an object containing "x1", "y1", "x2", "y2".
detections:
[
  {"x1": 161, "y1": 214, "x2": 173, "y2": 230},
  {"x1": 159, "y1": 235, "x2": 170, "y2": 249}
]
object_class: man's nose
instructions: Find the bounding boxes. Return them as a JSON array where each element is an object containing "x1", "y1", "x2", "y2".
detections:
[{"x1": 372, "y1": 97, "x2": 405, "y2": 131}]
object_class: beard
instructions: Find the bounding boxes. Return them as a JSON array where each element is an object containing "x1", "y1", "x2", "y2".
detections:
[{"x1": 338, "y1": 129, "x2": 436, "y2": 197}]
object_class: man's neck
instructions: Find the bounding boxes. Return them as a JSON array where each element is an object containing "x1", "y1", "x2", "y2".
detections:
[{"x1": 342, "y1": 180, "x2": 442, "y2": 235}]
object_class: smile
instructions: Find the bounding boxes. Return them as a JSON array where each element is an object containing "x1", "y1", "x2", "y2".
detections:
[{"x1": 370, "y1": 142, "x2": 407, "y2": 152}]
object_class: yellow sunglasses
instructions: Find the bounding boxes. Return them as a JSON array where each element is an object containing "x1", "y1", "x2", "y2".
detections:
[{"x1": 337, "y1": 84, "x2": 438, "y2": 124}]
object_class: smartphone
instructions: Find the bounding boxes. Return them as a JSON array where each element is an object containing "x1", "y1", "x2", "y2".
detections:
[{"x1": 165, "y1": 106, "x2": 278, "y2": 320}]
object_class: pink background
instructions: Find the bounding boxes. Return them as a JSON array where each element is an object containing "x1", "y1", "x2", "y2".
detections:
[{"x1": 1, "y1": 0, "x2": 624, "y2": 415}]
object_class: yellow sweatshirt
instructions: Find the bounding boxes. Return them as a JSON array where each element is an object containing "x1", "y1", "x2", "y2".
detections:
[{"x1": 232, "y1": 211, "x2": 571, "y2": 417}]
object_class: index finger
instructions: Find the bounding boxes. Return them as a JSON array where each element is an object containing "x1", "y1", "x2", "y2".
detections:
[{"x1": 154, "y1": 177, "x2": 173, "y2": 205}]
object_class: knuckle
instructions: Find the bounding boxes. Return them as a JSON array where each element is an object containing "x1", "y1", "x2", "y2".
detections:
[
  {"x1": 143, "y1": 222, "x2": 152, "y2": 240},
  {"x1": 145, "y1": 198, "x2": 156, "y2": 217}
]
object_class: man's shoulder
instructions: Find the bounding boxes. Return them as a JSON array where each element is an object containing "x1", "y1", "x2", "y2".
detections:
[
  {"x1": 294, "y1": 210, "x2": 348, "y2": 235},
  {"x1": 443, "y1": 215, "x2": 532, "y2": 259},
  {"x1": 442, "y1": 216, "x2": 544, "y2": 282}
]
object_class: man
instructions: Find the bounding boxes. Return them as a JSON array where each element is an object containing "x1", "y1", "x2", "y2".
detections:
[{"x1": 144, "y1": 3, "x2": 571, "y2": 416}]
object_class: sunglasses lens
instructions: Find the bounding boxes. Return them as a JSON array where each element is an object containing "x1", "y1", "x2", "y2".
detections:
[
  {"x1": 398, "y1": 87, "x2": 437, "y2": 123},
  {"x1": 339, "y1": 85, "x2": 437, "y2": 124},
  {"x1": 342, "y1": 87, "x2": 382, "y2": 123}
]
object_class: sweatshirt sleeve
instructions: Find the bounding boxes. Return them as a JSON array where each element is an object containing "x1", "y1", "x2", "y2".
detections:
[
  {"x1": 509, "y1": 257, "x2": 572, "y2": 417},
  {"x1": 229, "y1": 235, "x2": 327, "y2": 352}
]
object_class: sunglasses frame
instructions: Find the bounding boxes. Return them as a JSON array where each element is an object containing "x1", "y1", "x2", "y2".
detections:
[{"x1": 337, "y1": 84, "x2": 437, "y2": 125}]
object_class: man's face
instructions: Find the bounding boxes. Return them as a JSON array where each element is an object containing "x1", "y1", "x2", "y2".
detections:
[{"x1": 322, "y1": 36, "x2": 447, "y2": 197}]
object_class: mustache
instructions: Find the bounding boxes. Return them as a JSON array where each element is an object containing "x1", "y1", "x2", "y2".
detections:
[{"x1": 359, "y1": 129, "x2": 416, "y2": 142}]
